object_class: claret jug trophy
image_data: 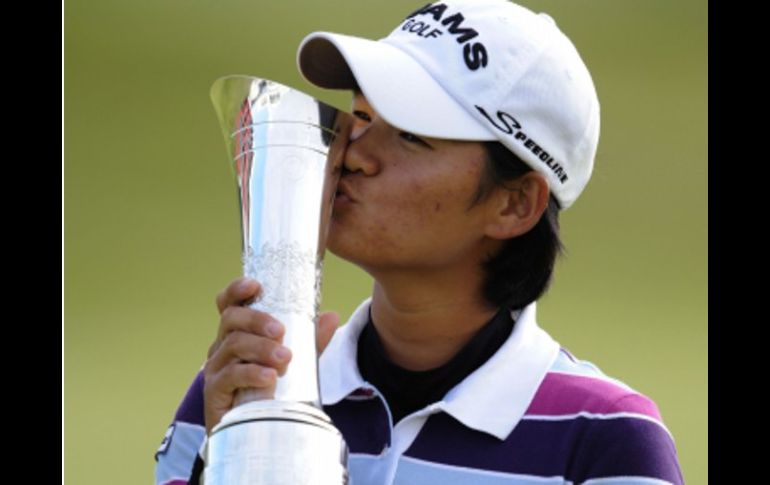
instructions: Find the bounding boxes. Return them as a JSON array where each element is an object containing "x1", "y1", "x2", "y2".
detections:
[{"x1": 206, "y1": 75, "x2": 350, "y2": 484}]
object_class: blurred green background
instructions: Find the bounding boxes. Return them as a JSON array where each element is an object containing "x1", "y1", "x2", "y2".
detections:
[{"x1": 64, "y1": 0, "x2": 707, "y2": 483}]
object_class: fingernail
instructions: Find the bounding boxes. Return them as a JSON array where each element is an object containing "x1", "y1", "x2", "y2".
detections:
[
  {"x1": 274, "y1": 346, "x2": 291, "y2": 361},
  {"x1": 260, "y1": 368, "x2": 275, "y2": 379},
  {"x1": 265, "y1": 320, "x2": 283, "y2": 338},
  {"x1": 240, "y1": 278, "x2": 255, "y2": 292}
]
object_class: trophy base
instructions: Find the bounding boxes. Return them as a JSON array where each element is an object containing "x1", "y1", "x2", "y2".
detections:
[{"x1": 205, "y1": 400, "x2": 348, "y2": 485}]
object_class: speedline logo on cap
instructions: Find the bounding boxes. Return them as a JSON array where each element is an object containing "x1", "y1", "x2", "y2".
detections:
[
  {"x1": 398, "y1": 2, "x2": 488, "y2": 71},
  {"x1": 475, "y1": 105, "x2": 569, "y2": 184}
]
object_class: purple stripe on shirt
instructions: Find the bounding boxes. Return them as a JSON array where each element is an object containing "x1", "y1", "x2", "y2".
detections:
[
  {"x1": 525, "y1": 372, "x2": 663, "y2": 421},
  {"x1": 406, "y1": 412, "x2": 683, "y2": 484},
  {"x1": 173, "y1": 370, "x2": 205, "y2": 426},
  {"x1": 325, "y1": 397, "x2": 390, "y2": 455},
  {"x1": 571, "y1": 415, "x2": 684, "y2": 484}
]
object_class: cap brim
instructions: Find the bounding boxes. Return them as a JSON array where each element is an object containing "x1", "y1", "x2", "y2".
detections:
[{"x1": 297, "y1": 32, "x2": 495, "y2": 141}]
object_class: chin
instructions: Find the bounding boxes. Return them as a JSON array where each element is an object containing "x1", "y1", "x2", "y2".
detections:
[
  {"x1": 327, "y1": 236, "x2": 379, "y2": 273},
  {"x1": 326, "y1": 231, "x2": 354, "y2": 260},
  {"x1": 327, "y1": 239, "x2": 361, "y2": 265}
]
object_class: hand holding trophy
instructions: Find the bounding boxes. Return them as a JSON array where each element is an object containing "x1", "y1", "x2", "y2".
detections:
[{"x1": 206, "y1": 76, "x2": 351, "y2": 484}]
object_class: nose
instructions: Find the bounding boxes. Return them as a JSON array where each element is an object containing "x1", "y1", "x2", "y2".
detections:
[{"x1": 343, "y1": 117, "x2": 382, "y2": 176}]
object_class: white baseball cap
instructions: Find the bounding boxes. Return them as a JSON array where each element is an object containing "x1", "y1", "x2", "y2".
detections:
[{"x1": 297, "y1": 0, "x2": 600, "y2": 209}]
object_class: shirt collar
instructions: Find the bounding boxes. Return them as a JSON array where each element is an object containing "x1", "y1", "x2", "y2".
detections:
[
  {"x1": 319, "y1": 299, "x2": 560, "y2": 441},
  {"x1": 319, "y1": 298, "x2": 372, "y2": 405}
]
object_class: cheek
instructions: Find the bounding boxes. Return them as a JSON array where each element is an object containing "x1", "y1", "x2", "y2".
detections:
[
  {"x1": 395, "y1": 179, "x2": 439, "y2": 219},
  {"x1": 421, "y1": 163, "x2": 483, "y2": 211},
  {"x1": 395, "y1": 176, "x2": 474, "y2": 230}
]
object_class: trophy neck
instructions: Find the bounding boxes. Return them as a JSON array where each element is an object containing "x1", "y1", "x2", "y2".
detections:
[{"x1": 211, "y1": 76, "x2": 350, "y2": 407}]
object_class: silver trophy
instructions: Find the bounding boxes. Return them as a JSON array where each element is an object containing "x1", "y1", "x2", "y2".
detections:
[{"x1": 206, "y1": 76, "x2": 350, "y2": 484}]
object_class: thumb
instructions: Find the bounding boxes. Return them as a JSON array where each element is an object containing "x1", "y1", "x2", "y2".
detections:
[{"x1": 317, "y1": 311, "x2": 340, "y2": 354}]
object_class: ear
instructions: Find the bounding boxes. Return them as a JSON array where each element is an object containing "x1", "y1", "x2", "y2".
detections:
[{"x1": 484, "y1": 172, "x2": 550, "y2": 240}]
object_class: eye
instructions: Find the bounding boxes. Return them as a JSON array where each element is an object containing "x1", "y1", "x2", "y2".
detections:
[
  {"x1": 353, "y1": 110, "x2": 371, "y2": 122},
  {"x1": 399, "y1": 131, "x2": 431, "y2": 148}
]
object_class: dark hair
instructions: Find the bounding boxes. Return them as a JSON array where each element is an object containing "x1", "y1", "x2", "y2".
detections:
[{"x1": 474, "y1": 142, "x2": 564, "y2": 311}]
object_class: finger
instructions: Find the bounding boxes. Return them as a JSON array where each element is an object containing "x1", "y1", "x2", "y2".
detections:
[
  {"x1": 216, "y1": 305, "x2": 285, "y2": 345},
  {"x1": 207, "y1": 339, "x2": 219, "y2": 359},
  {"x1": 204, "y1": 362, "x2": 277, "y2": 433},
  {"x1": 233, "y1": 387, "x2": 276, "y2": 407},
  {"x1": 207, "y1": 331, "x2": 292, "y2": 376},
  {"x1": 317, "y1": 311, "x2": 340, "y2": 354},
  {"x1": 216, "y1": 277, "x2": 262, "y2": 314},
  {"x1": 206, "y1": 361, "x2": 278, "y2": 396}
]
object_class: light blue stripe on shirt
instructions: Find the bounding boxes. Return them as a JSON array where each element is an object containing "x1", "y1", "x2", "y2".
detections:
[
  {"x1": 155, "y1": 421, "x2": 205, "y2": 485},
  {"x1": 393, "y1": 455, "x2": 569, "y2": 485},
  {"x1": 549, "y1": 351, "x2": 633, "y2": 392},
  {"x1": 583, "y1": 477, "x2": 674, "y2": 485}
]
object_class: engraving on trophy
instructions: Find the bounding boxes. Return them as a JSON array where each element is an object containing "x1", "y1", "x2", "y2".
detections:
[{"x1": 243, "y1": 241, "x2": 320, "y2": 319}]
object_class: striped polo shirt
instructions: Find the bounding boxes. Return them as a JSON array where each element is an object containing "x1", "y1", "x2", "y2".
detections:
[{"x1": 155, "y1": 299, "x2": 683, "y2": 484}]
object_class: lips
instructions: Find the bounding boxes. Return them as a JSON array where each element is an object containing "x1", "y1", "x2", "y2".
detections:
[{"x1": 335, "y1": 179, "x2": 357, "y2": 203}]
